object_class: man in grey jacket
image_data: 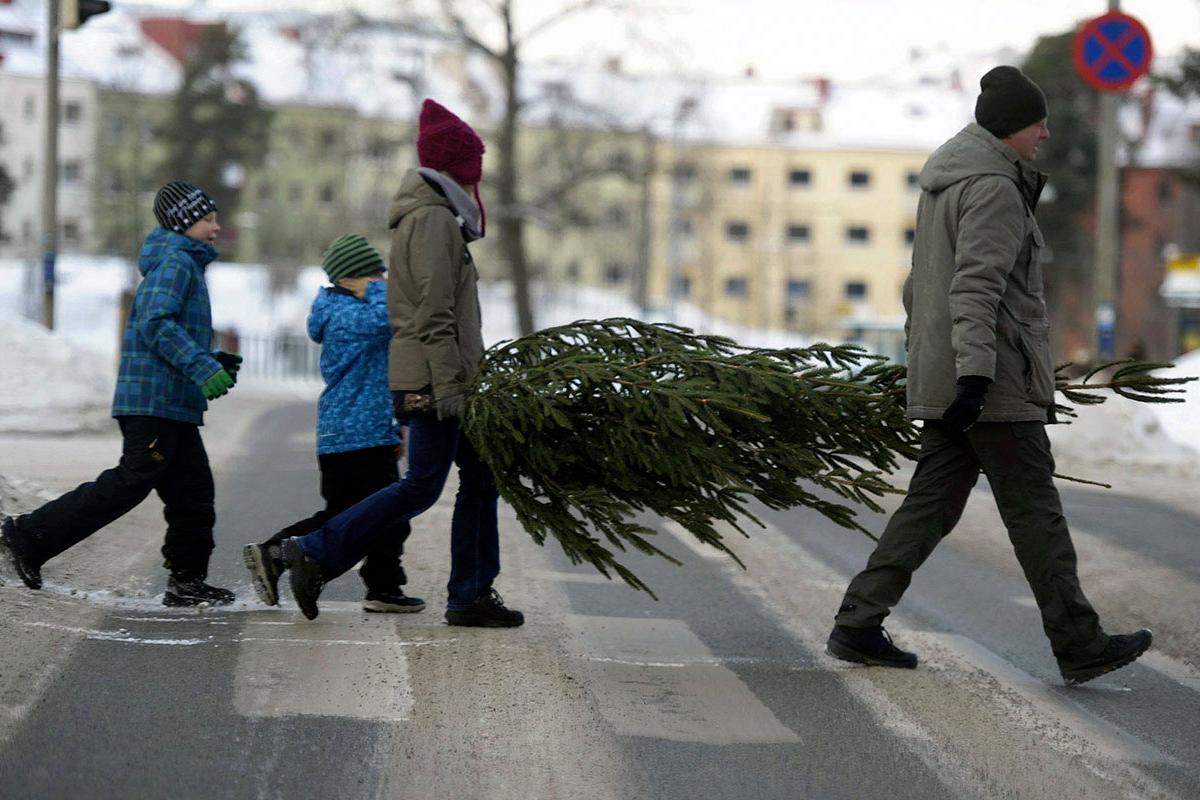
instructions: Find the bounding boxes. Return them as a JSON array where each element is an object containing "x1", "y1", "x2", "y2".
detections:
[{"x1": 825, "y1": 67, "x2": 1151, "y2": 686}]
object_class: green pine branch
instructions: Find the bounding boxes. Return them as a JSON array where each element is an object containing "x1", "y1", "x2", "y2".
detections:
[{"x1": 463, "y1": 319, "x2": 1195, "y2": 596}]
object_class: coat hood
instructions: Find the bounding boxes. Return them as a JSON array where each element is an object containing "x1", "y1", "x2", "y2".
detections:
[
  {"x1": 918, "y1": 123, "x2": 1047, "y2": 209},
  {"x1": 387, "y1": 168, "x2": 483, "y2": 242},
  {"x1": 137, "y1": 227, "x2": 218, "y2": 276}
]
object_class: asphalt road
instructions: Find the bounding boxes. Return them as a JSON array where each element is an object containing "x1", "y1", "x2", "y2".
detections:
[{"x1": 1, "y1": 395, "x2": 1197, "y2": 799}]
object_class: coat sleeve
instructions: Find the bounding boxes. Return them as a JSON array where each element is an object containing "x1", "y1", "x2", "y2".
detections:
[
  {"x1": 948, "y1": 176, "x2": 1025, "y2": 380},
  {"x1": 135, "y1": 253, "x2": 222, "y2": 385},
  {"x1": 406, "y1": 207, "x2": 466, "y2": 401}
]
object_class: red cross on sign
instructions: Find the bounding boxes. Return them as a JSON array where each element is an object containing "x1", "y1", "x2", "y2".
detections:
[{"x1": 1073, "y1": 11, "x2": 1153, "y2": 92}]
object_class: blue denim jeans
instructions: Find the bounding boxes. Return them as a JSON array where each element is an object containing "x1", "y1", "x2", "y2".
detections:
[{"x1": 296, "y1": 402, "x2": 501, "y2": 610}]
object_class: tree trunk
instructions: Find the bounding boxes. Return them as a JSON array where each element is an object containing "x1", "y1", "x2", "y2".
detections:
[{"x1": 497, "y1": 48, "x2": 535, "y2": 335}]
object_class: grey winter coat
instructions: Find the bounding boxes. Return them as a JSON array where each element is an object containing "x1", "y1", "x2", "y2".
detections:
[
  {"x1": 904, "y1": 123, "x2": 1055, "y2": 423},
  {"x1": 385, "y1": 168, "x2": 485, "y2": 404}
]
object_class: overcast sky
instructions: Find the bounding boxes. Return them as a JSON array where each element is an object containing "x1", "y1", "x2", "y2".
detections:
[{"x1": 142, "y1": 0, "x2": 1200, "y2": 81}]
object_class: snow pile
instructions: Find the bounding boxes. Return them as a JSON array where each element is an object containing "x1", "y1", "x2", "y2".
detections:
[
  {"x1": 0, "y1": 314, "x2": 113, "y2": 433},
  {"x1": 1146, "y1": 349, "x2": 1200, "y2": 456}
]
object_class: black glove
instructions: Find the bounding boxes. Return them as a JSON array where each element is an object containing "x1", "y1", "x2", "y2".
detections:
[
  {"x1": 941, "y1": 375, "x2": 992, "y2": 432},
  {"x1": 214, "y1": 351, "x2": 243, "y2": 385}
]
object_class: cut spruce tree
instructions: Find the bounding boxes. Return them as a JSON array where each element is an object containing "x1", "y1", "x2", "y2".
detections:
[{"x1": 462, "y1": 318, "x2": 1194, "y2": 596}]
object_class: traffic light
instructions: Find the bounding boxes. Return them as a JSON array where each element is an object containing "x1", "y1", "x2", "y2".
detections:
[{"x1": 63, "y1": 0, "x2": 112, "y2": 30}]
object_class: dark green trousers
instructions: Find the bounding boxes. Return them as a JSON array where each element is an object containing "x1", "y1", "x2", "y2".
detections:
[{"x1": 835, "y1": 420, "x2": 1107, "y2": 663}]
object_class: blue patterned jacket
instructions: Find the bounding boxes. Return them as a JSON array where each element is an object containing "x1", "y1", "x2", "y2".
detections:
[
  {"x1": 111, "y1": 228, "x2": 223, "y2": 425},
  {"x1": 310, "y1": 280, "x2": 400, "y2": 455}
]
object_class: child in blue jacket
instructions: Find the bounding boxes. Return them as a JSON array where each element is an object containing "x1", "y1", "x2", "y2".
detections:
[
  {"x1": 1, "y1": 181, "x2": 239, "y2": 606},
  {"x1": 242, "y1": 234, "x2": 422, "y2": 613}
]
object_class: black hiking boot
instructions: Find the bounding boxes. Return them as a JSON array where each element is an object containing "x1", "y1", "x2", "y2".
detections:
[
  {"x1": 283, "y1": 538, "x2": 324, "y2": 620},
  {"x1": 445, "y1": 588, "x2": 524, "y2": 628},
  {"x1": 363, "y1": 589, "x2": 426, "y2": 614},
  {"x1": 826, "y1": 624, "x2": 918, "y2": 668},
  {"x1": 1059, "y1": 629, "x2": 1153, "y2": 686},
  {"x1": 1, "y1": 515, "x2": 42, "y2": 590},
  {"x1": 163, "y1": 573, "x2": 236, "y2": 607},
  {"x1": 242, "y1": 542, "x2": 285, "y2": 606}
]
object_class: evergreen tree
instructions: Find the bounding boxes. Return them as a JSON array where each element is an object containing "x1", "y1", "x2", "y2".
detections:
[
  {"x1": 159, "y1": 26, "x2": 272, "y2": 240},
  {"x1": 463, "y1": 319, "x2": 1194, "y2": 596}
]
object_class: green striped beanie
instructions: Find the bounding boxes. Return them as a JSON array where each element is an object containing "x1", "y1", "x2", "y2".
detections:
[{"x1": 322, "y1": 234, "x2": 385, "y2": 281}]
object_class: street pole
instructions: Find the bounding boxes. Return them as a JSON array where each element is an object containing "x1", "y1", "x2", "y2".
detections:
[
  {"x1": 1094, "y1": 0, "x2": 1121, "y2": 361},
  {"x1": 41, "y1": 0, "x2": 61, "y2": 330}
]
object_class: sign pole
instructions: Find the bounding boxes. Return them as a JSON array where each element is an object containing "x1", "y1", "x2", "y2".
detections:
[
  {"x1": 41, "y1": 0, "x2": 61, "y2": 330},
  {"x1": 1094, "y1": 0, "x2": 1121, "y2": 361}
]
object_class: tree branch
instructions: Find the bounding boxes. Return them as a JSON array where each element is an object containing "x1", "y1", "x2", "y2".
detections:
[{"x1": 438, "y1": 0, "x2": 502, "y2": 62}]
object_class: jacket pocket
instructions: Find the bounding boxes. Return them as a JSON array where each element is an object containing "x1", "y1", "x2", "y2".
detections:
[
  {"x1": 1025, "y1": 223, "x2": 1045, "y2": 295},
  {"x1": 1016, "y1": 318, "x2": 1055, "y2": 406}
]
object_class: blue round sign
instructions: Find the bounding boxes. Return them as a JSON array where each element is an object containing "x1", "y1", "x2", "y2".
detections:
[{"x1": 1073, "y1": 11, "x2": 1153, "y2": 92}]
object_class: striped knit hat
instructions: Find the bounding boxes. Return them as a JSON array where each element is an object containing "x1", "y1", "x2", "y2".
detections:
[
  {"x1": 153, "y1": 181, "x2": 218, "y2": 233},
  {"x1": 322, "y1": 234, "x2": 385, "y2": 281}
]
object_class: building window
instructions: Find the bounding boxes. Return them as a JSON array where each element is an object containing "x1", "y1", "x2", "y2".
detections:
[
  {"x1": 788, "y1": 168, "x2": 811, "y2": 187},
  {"x1": 728, "y1": 166, "x2": 753, "y2": 185},
  {"x1": 906, "y1": 171, "x2": 920, "y2": 190},
  {"x1": 258, "y1": 183, "x2": 274, "y2": 202},
  {"x1": 848, "y1": 170, "x2": 871, "y2": 188},
  {"x1": 106, "y1": 174, "x2": 125, "y2": 195},
  {"x1": 674, "y1": 276, "x2": 692, "y2": 297},
  {"x1": 845, "y1": 225, "x2": 870, "y2": 244},
  {"x1": 23, "y1": 96, "x2": 35, "y2": 120},
  {"x1": 603, "y1": 205, "x2": 629, "y2": 229},
  {"x1": 288, "y1": 184, "x2": 303, "y2": 203},
  {"x1": 61, "y1": 220, "x2": 81, "y2": 245},
  {"x1": 62, "y1": 102, "x2": 83, "y2": 124},
  {"x1": 673, "y1": 218, "x2": 694, "y2": 237},
  {"x1": 845, "y1": 281, "x2": 868, "y2": 299},
  {"x1": 786, "y1": 224, "x2": 811, "y2": 244},
  {"x1": 61, "y1": 160, "x2": 82, "y2": 185},
  {"x1": 107, "y1": 114, "x2": 124, "y2": 138},
  {"x1": 319, "y1": 129, "x2": 338, "y2": 151},
  {"x1": 672, "y1": 163, "x2": 696, "y2": 183},
  {"x1": 603, "y1": 262, "x2": 627, "y2": 285},
  {"x1": 725, "y1": 277, "x2": 748, "y2": 297},
  {"x1": 565, "y1": 260, "x2": 581, "y2": 281},
  {"x1": 319, "y1": 183, "x2": 336, "y2": 205},
  {"x1": 786, "y1": 279, "x2": 811, "y2": 299},
  {"x1": 904, "y1": 227, "x2": 916, "y2": 245},
  {"x1": 725, "y1": 221, "x2": 751, "y2": 243}
]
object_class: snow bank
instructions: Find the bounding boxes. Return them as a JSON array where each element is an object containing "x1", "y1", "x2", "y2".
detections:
[{"x1": 0, "y1": 314, "x2": 113, "y2": 433}]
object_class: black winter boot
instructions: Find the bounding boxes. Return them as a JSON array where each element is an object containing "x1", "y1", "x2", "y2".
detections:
[
  {"x1": 242, "y1": 542, "x2": 285, "y2": 606},
  {"x1": 283, "y1": 538, "x2": 325, "y2": 620},
  {"x1": 363, "y1": 589, "x2": 426, "y2": 613},
  {"x1": 1, "y1": 515, "x2": 42, "y2": 590},
  {"x1": 826, "y1": 624, "x2": 918, "y2": 668},
  {"x1": 163, "y1": 573, "x2": 235, "y2": 607},
  {"x1": 1059, "y1": 629, "x2": 1152, "y2": 686},
  {"x1": 445, "y1": 589, "x2": 524, "y2": 628}
]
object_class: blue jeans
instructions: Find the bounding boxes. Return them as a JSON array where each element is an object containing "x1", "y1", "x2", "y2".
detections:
[{"x1": 296, "y1": 406, "x2": 501, "y2": 610}]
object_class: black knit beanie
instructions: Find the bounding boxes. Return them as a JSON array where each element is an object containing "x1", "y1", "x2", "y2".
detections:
[
  {"x1": 154, "y1": 181, "x2": 218, "y2": 233},
  {"x1": 974, "y1": 66, "x2": 1048, "y2": 138}
]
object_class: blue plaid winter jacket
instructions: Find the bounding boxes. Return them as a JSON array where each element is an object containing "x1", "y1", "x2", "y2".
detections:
[
  {"x1": 111, "y1": 228, "x2": 223, "y2": 425},
  {"x1": 310, "y1": 280, "x2": 400, "y2": 455}
]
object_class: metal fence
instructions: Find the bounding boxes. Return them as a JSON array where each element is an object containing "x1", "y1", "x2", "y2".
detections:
[{"x1": 222, "y1": 331, "x2": 322, "y2": 382}]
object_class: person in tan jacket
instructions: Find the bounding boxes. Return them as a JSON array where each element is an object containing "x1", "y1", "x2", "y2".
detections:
[
  {"x1": 265, "y1": 99, "x2": 523, "y2": 627},
  {"x1": 825, "y1": 67, "x2": 1151, "y2": 685}
]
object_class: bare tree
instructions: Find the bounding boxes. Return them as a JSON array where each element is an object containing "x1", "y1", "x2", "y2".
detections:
[{"x1": 407, "y1": 0, "x2": 648, "y2": 335}]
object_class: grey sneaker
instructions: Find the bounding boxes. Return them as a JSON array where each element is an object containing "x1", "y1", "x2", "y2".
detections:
[
  {"x1": 363, "y1": 590, "x2": 426, "y2": 613},
  {"x1": 1060, "y1": 629, "x2": 1152, "y2": 686},
  {"x1": 826, "y1": 624, "x2": 918, "y2": 669},
  {"x1": 283, "y1": 538, "x2": 324, "y2": 620},
  {"x1": 242, "y1": 542, "x2": 284, "y2": 606},
  {"x1": 1, "y1": 515, "x2": 42, "y2": 590}
]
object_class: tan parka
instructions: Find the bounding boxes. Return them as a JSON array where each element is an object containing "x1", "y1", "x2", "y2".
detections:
[
  {"x1": 385, "y1": 169, "x2": 484, "y2": 403},
  {"x1": 904, "y1": 123, "x2": 1055, "y2": 423}
]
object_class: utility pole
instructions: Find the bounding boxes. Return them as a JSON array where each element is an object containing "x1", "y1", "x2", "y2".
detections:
[
  {"x1": 40, "y1": 0, "x2": 61, "y2": 329},
  {"x1": 1093, "y1": 0, "x2": 1121, "y2": 361}
]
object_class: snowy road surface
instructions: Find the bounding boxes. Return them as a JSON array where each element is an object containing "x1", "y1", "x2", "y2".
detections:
[{"x1": 1, "y1": 393, "x2": 1198, "y2": 799}]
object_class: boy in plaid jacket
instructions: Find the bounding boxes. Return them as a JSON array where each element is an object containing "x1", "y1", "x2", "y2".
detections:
[{"x1": 1, "y1": 181, "x2": 239, "y2": 606}]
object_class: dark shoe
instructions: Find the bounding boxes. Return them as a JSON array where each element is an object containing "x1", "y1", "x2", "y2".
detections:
[
  {"x1": 1059, "y1": 629, "x2": 1152, "y2": 686},
  {"x1": 1, "y1": 515, "x2": 43, "y2": 590},
  {"x1": 283, "y1": 538, "x2": 324, "y2": 620},
  {"x1": 242, "y1": 542, "x2": 284, "y2": 606},
  {"x1": 363, "y1": 590, "x2": 426, "y2": 613},
  {"x1": 826, "y1": 624, "x2": 918, "y2": 668},
  {"x1": 445, "y1": 588, "x2": 524, "y2": 628},
  {"x1": 163, "y1": 574, "x2": 235, "y2": 607}
]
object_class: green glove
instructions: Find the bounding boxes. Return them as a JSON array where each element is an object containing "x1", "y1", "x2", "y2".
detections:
[{"x1": 201, "y1": 368, "x2": 235, "y2": 401}]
